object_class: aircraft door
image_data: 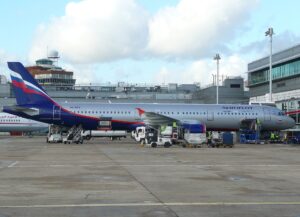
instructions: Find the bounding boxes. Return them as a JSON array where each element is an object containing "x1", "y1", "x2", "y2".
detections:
[
  {"x1": 53, "y1": 105, "x2": 61, "y2": 120},
  {"x1": 207, "y1": 110, "x2": 214, "y2": 121},
  {"x1": 263, "y1": 108, "x2": 271, "y2": 121}
]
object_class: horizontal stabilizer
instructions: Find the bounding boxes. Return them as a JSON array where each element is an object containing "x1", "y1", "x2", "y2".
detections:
[{"x1": 3, "y1": 105, "x2": 40, "y2": 116}]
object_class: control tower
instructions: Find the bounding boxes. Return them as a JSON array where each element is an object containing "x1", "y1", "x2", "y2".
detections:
[{"x1": 26, "y1": 50, "x2": 76, "y2": 90}]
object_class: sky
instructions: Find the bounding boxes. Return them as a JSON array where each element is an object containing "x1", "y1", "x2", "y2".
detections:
[{"x1": 1, "y1": 0, "x2": 300, "y2": 86}]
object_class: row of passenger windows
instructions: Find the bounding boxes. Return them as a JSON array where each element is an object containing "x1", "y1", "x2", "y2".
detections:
[
  {"x1": 157, "y1": 111, "x2": 258, "y2": 116},
  {"x1": 69, "y1": 110, "x2": 258, "y2": 116},
  {"x1": 71, "y1": 110, "x2": 132, "y2": 115},
  {"x1": 217, "y1": 112, "x2": 258, "y2": 116},
  {"x1": 0, "y1": 119, "x2": 21, "y2": 122}
]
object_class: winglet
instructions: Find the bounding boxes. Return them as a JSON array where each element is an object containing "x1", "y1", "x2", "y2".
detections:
[{"x1": 136, "y1": 108, "x2": 145, "y2": 116}]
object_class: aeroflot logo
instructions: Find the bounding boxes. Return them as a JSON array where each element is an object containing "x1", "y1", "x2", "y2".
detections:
[{"x1": 222, "y1": 106, "x2": 253, "y2": 110}]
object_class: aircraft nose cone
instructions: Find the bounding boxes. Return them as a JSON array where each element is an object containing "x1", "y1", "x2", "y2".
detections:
[{"x1": 287, "y1": 117, "x2": 296, "y2": 129}]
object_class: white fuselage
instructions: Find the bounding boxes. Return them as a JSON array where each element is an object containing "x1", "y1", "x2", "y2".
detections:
[
  {"x1": 0, "y1": 113, "x2": 48, "y2": 132},
  {"x1": 61, "y1": 103, "x2": 295, "y2": 131}
]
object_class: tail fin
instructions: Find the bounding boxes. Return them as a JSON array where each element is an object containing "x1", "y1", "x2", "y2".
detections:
[{"x1": 8, "y1": 62, "x2": 55, "y2": 106}]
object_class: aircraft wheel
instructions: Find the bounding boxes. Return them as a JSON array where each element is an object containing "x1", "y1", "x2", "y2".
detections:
[{"x1": 164, "y1": 142, "x2": 171, "y2": 148}]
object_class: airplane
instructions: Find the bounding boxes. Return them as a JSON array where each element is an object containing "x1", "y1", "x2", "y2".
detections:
[
  {"x1": 2, "y1": 62, "x2": 295, "y2": 140},
  {"x1": 0, "y1": 112, "x2": 48, "y2": 133}
]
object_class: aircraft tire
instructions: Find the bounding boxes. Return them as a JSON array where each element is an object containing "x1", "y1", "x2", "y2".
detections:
[{"x1": 164, "y1": 142, "x2": 171, "y2": 148}]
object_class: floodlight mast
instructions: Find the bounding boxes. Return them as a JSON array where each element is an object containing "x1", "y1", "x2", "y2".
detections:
[
  {"x1": 265, "y1": 27, "x2": 274, "y2": 102},
  {"x1": 214, "y1": 54, "x2": 221, "y2": 104}
]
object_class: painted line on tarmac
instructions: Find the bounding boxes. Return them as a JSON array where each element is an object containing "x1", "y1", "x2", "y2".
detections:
[
  {"x1": 9, "y1": 164, "x2": 300, "y2": 168},
  {"x1": 1, "y1": 201, "x2": 300, "y2": 208},
  {"x1": 7, "y1": 161, "x2": 18, "y2": 168}
]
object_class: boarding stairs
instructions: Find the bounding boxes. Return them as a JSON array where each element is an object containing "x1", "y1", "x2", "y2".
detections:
[{"x1": 64, "y1": 125, "x2": 83, "y2": 144}]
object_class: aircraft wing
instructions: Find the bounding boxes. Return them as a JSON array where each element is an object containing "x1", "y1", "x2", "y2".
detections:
[{"x1": 136, "y1": 108, "x2": 179, "y2": 128}]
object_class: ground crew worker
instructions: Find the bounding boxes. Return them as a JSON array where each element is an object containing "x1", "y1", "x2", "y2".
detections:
[
  {"x1": 270, "y1": 132, "x2": 275, "y2": 143},
  {"x1": 207, "y1": 131, "x2": 212, "y2": 146},
  {"x1": 172, "y1": 122, "x2": 177, "y2": 128}
]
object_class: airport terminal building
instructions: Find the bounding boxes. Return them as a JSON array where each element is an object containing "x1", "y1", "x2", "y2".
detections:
[
  {"x1": 247, "y1": 44, "x2": 300, "y2": 126},
  {"x1": 0, "y1": 57, "x2": 249, "y2": 107}
]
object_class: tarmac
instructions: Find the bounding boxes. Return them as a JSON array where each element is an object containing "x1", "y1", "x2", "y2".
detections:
[{"x1": 0, "y1": 136, "x2": 300, "y2": 217}]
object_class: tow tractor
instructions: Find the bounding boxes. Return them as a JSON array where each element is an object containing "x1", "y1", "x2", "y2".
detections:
[{"x1": 134, "y1": 126, "x2": 173, "y2": 148}]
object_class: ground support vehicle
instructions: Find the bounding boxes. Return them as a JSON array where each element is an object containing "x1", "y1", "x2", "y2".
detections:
[
  {"x1": 46, "y1": 125, "x2": 62, "y2": 143},
  {"x1": 134, "y1": 126, "x2": 174, "y2": 148},
  {"x1": 82, "y1": 130, "x2": 127, "y2": 140}
]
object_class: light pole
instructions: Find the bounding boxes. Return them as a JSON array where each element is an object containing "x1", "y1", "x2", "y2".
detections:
[
  {"x1": 214, "y1": 54, "x2": 221, "y2": 104},
  {"x1": 265, "y1": 27, "x2": 274, "y2": 102}
]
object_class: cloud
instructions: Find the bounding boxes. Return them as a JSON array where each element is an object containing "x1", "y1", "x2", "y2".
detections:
[
  {"x1": 153, "y1": 67, "x2": 173, "y2": 84},
  {"x1": 0, "y1": 49, "x2": 21, "y2": 82},
  {"x1": 153, "y1": 54, "x2": 247, "y2": 86},
  {"x1": 29, "y1": 0, "x2": 149, "y2": 64},
  {"x1": 29, "y1": 0, "x2": 257, "y2": 64},
  {"x1": 147, "y1": 0, "x2": 258, "y2": 59},
  {"x1": 240, "y1": 31, "x2": 300, "y2": 58},
  {"x1": 62, "y1": 63, "x2": 100, "y2": 84}
]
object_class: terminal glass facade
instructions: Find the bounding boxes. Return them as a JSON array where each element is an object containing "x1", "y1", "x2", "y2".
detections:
[{"x1": 249, "y1": 59, "x2": 300, "y2": 86}]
